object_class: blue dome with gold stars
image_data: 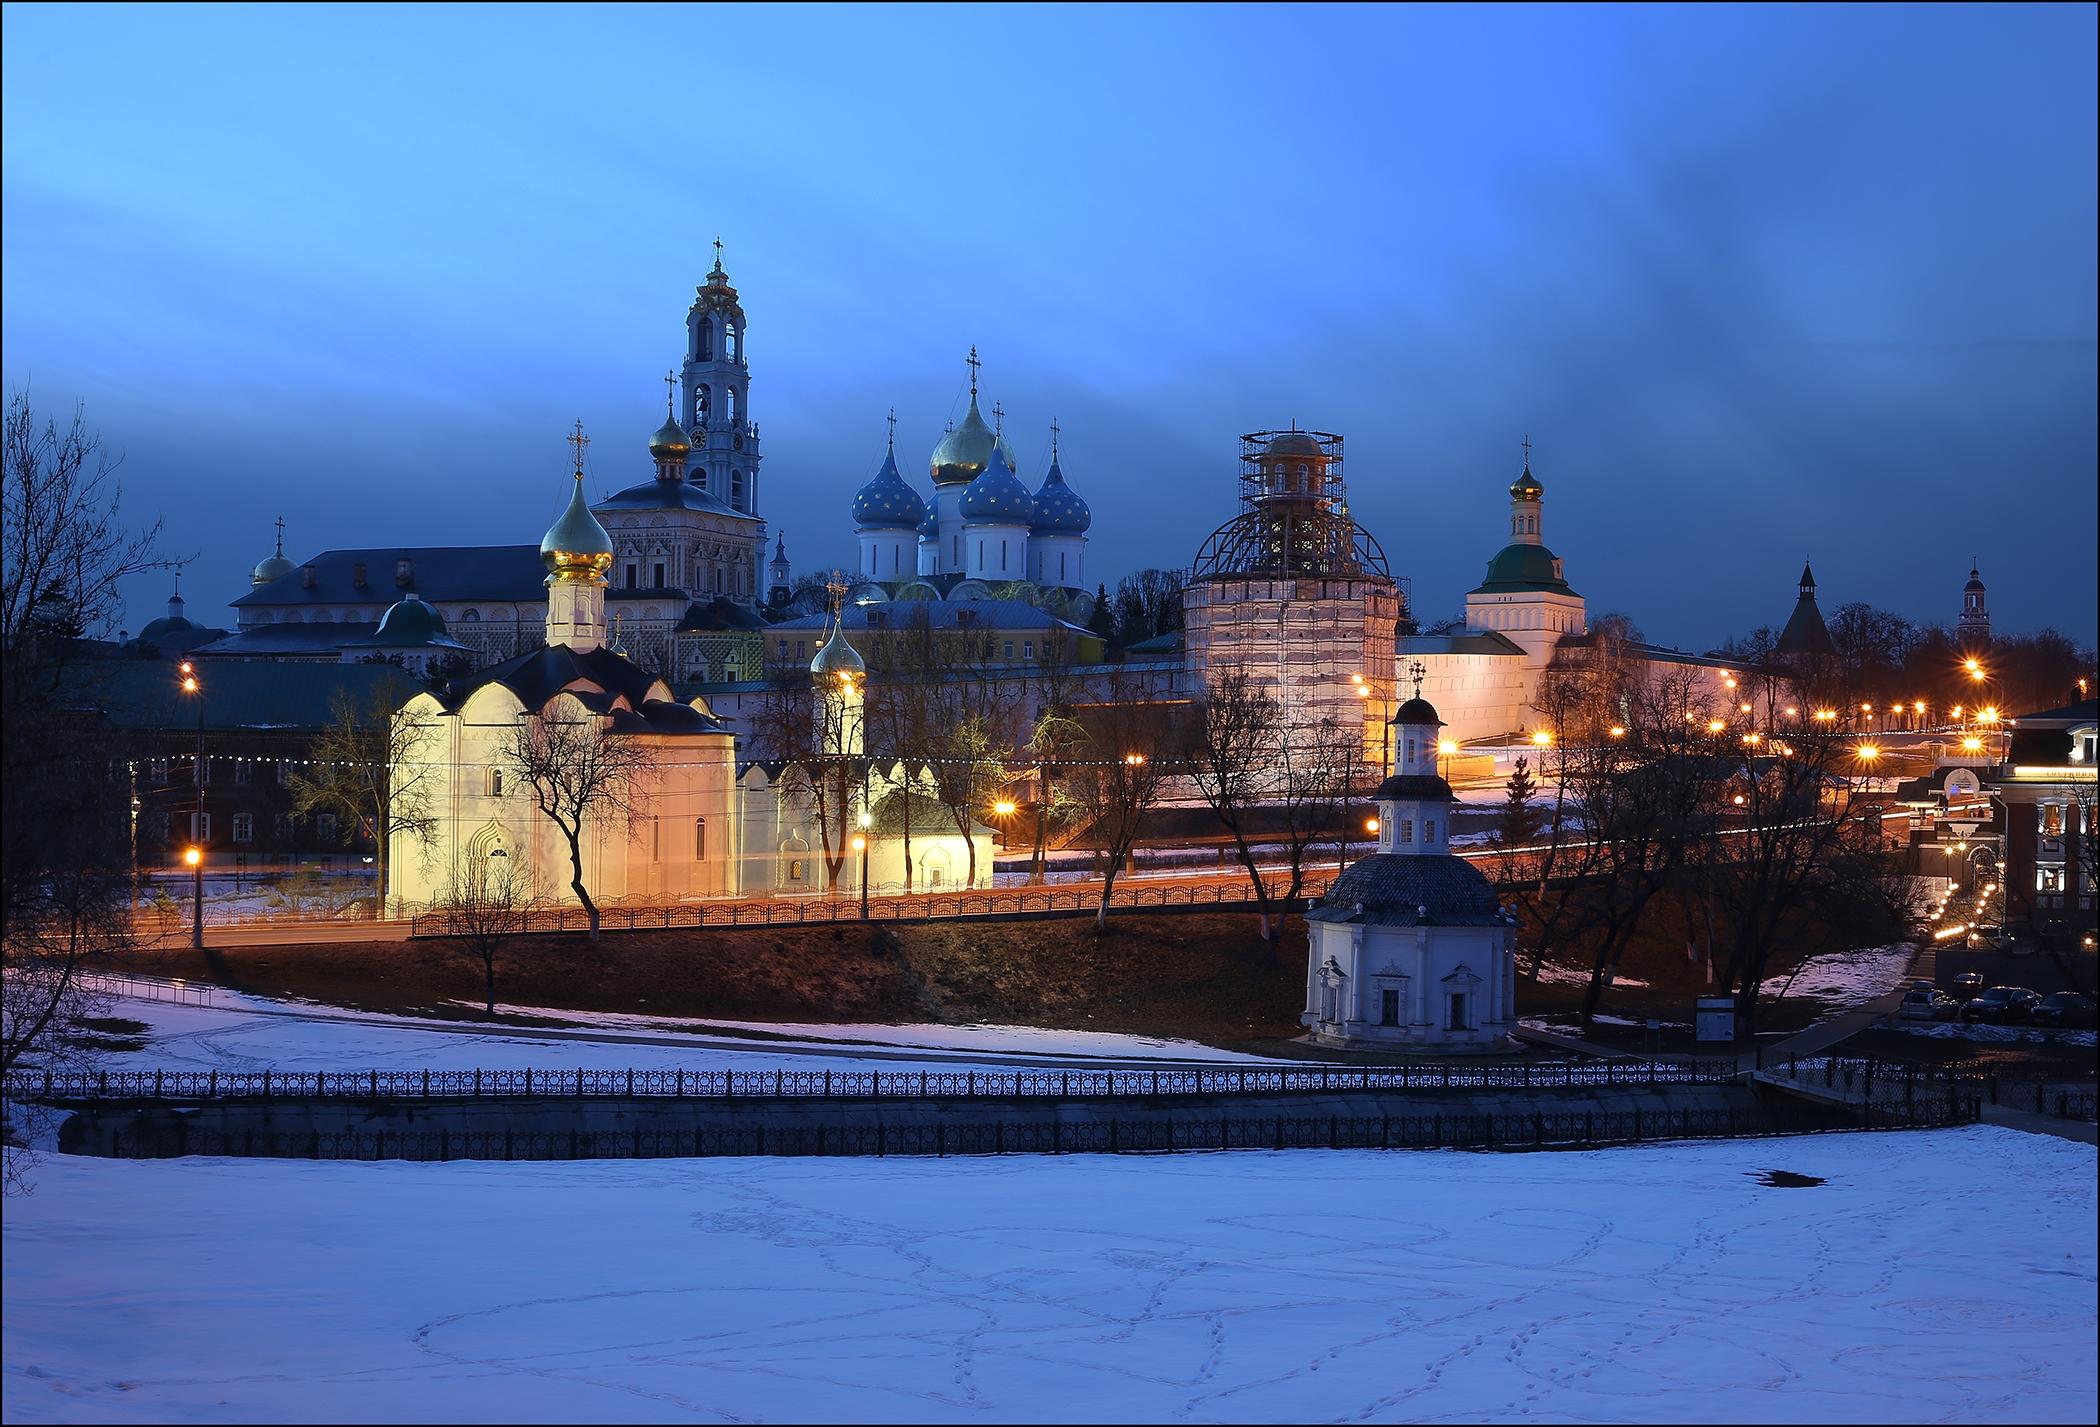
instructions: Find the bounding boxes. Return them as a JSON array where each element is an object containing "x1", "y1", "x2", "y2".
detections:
[
  {"x1": 851, "y1": 440, "x2": 928, "y2": 532},
  {"x1": 958, "y1": 446, "x2": 1035, "y2": 524},
  {"x1": 1029, "y1": 458, "x2": 1091, "y2": 535}
]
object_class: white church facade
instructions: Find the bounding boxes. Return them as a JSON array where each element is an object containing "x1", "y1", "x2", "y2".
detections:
[{"x1": 1304, "y1": 694, "x2": 1518, "y2": 1051}]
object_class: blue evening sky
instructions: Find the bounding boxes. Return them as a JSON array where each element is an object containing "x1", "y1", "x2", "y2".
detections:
[{"x1": 3, "y1": 3, "x2": 2094, "y2": 646}]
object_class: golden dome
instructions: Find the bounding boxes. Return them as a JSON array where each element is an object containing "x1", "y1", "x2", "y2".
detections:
[
  {"x1": 930, "y1": 392, "x2": 996, "y2": 486},
  {"x1": 541, "y1": 473, "x2": 615, "y2": 582}
]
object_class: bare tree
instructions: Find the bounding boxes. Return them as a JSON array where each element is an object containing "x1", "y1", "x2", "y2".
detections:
[
  {"x1": 1269, "y1": 715, "x2": 1354, "y2": 908},
  {"x1": 287, "y1": 677, "x2": 436, "y2": 918},
  {"x1": 500, "y1": 705, "x2": 653, "y2": 940},
  {"x1": 3, "y1": 388, "x2": 167, "y2": 1186},
  {"x1": 1182, "y1": 668, "x2": 1286, "y2": 939},
  {"x1": 1067, "y1": 682, "x2": 1175, "y2": 930},
  {"x1": 436, "y1": 853, "x2": 530, "y2": 1015},
  {"x1": 926, "y1": 712, "x2": 1005, "y2": 889}
]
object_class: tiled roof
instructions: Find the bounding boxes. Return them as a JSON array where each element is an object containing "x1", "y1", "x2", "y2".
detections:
[
  {"x1": 1305, "y1": 853, "x2": 1506, "y2": 926},
  {"x1": 235, "y1": 546, "x2": 549, "y2": 608}
]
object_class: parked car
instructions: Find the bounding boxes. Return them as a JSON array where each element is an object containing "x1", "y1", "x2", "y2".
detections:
[
  {"x1": 1898, "y1": 990, "x2": 1959, "y2": 1022},
  {"x1": 1961, "y1": 986, "x2": 2043, "y2": 1024},
  {"x1": 1949, "y1": 971, "x2": 1986, "y2": 1001},
  {"x1": 2029, "y1": 992, "x2": 2098, "y2": 1030},
  {"x1": 1903, "y1": 979, "x2": 1935, "y2": 997}
]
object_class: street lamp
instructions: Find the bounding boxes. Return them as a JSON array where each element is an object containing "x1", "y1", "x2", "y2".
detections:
[
  {"x1": 178, "y1": 662, "x2": 204, "y2": 949},
  {"x1": 184, "y1": 844, "x2": 203, "y2": 949},
  {"x1": 855, "y1": 810, "x2": 872, "y2": 920}
]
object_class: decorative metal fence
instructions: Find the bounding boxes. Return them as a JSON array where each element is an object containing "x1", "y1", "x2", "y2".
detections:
[
  {"x1": 13, "y1": 1057, "x2": 1743, "y2": 1105},
  {"x1": 406, "y1": 873, "x2": 1343, "y2": 938},
  {"x1": 1769, "y1": 1055, "x2": 2098, "y2": 1122},
  {"x1": 85, "y1": 1097, "x2": 1978, "y2": 1163}
]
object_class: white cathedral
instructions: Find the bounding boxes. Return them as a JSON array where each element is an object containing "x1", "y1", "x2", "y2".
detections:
[{"x1": 386, "y1": 448, "x2": 993, "y2": 914}]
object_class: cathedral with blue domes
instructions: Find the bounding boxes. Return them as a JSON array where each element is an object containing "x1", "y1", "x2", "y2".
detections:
[{"x1": 847, "y1": 350, "x2": 1091, "y2": 615}]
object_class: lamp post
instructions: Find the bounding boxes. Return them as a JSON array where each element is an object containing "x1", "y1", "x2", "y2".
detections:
[
  {"x1": 855, "y1": 809, "x2": 872, "y2": 920},
  {"x1": 179, "y1": 662, "x2": 204, "y2": 949}
]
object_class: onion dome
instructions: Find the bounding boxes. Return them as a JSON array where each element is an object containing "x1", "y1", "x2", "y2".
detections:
[
  {"x1": 809, "y1": 616, "x2": 865, "y2": 678},
  {"x1": 252, "y1": 552, "x2": 295, "y2": 586},
  {"x1": 1391, "y1": 696, "x2": 1443, "y2": 728},
  {"x1": 852, "y1": 437, "x2": 928, "y2": 531},
  {"x1": 649, "y1": 412, "x2": 692, "y2": 460},
  {"x1": 1510, "y1": 463, "x2": 1544, "y2": 501},
  {"x1": 370, "y1": 590, "x2": 451, "y2": 646},
  {"x1": 917, "y1": 501, "x2": 940, "y2": 539},
  {"x1": 541, "y1": 473, "x2": 615, "y2": 581},
  {"x1": 1266, "y1": 430, "x2": 1324, "y2": 460},
  {"x1": 957, "y1": 445, "x2": 1035, "y2": 524},
  {"x1": 1030, "y1": 457, "x2": 1092, "y2": 535},
  {"x1": 931, "y1": 392, "x2": 996, "y2": 486},
  {"x1": 1476, "y1": 543, "x2": 1571, "y2": 593}
]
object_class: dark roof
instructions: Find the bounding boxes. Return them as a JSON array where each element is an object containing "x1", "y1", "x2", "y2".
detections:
[
  {"x1": 56, "y1": 660, "x2": 420, "y2": 731},
  {"x1": 1391, "y1": 697, "x2": 1442, "y2": 727},
  {"x1": 609, "y1": 700, "x2": 727, "y2": 734},
  {"x1": 768, "y1": 598, "x2": 1092, "y2": 637},
  {"x1": 448, "y1": 643, "x2": 646, "y2": 711},
  {"x1": 1399, "y1": 631, "x2": 1527, "y2": 657},
  {"x1": 1471, "y1": 542, "x2": 1575, "y2": 595},
  {"x1": 595, "y1": 478, "x2": 756, "y2": 519},
  {"x1": 441, "y1": 644, "x2": 727, "y2": 734},
  {"x1": 1775, "y1": 590, "x2": 1836, "y2": 656},
  {"x1": 676, "y1": 596, "x2": 770, "y2": 633},
  {"x1": 2013, "y1": 698, "x2": 2097, "y2": 725},
  {"x1": 1306, "y1": 854, "x2": 1506, "y2": 926},
  {"x1": 235, "y1": 546, "x2": 548, "y2": 608},
  {"x1": 192, "y1": 623, "x2": 380, "y2": 658},
  {"x1": 1373, "y1": 773, "x2": 1454, "y2": 801}
]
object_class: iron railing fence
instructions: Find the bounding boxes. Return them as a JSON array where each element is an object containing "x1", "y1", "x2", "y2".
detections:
[
  {"x1": 405, "y1": 874, "x2": 1343, "y2": 937},
  {"x1": 13, "y1": 1057, "x2": 1744, "y2": 1105},
  {"x1": 85, "y1": 1098, "x2": 1979, "y2": 1163}
]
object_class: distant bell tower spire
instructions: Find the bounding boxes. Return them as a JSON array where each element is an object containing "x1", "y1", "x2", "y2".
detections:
[
  {"x1": 1958, "y1": 557, "x2": 1991, "y2": 648},
  {"x1": 679, "y1": 241, "x2": 766, "y2": 602}
]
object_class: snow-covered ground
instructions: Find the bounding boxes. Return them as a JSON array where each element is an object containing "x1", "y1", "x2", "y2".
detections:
[
  {"x1": 1879, "y1": 1021, "x2": 2099, "y2": 1050},
  {"x1": 1762, "y1": 944, "x2": 1916, "y2": 1011},
  {"x1": 71, "y1": 987, "x2": 1285, "y2": 1076},
  {"x1": 4, "y1": 1127, "x2": 2091, "y2": 1424}
]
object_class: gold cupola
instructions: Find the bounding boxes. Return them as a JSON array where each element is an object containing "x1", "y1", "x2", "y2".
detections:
[{"x1": 542, "y1": 424, "x2": 616, "y2": 582}]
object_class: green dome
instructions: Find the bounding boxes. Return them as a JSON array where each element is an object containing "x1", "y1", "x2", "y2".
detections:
[
  {"x1": 1473, "y1": 542, "x2": 1573, "y2": 594},
  {"x1": 372, "y1": 592, "x2": 449, "y2": 645}
]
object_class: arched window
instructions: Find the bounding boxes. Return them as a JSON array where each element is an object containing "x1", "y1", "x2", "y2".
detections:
[
  {"x1": 725, "y1": 387, "x2": 738, "y2": 425},
  {"x1": 461, "y1": 608, "x2": 480, "y2": 622},
  {"x1": 696, "y1": 385, "x2": 711, "y2": 425},
  {"x1": 724, "y1": 324, "x2": 737, "y2": 362},
  {"x1": 731, "y1": 470, "x2": 745, "y2": 508},
  {"x1": 698, "y1": 321, "x2": 713, "y2": 361}
]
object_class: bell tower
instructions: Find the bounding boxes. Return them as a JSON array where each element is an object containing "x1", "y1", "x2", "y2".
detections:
[
  {"x1": 1958, "y1": 559, "x2": 1991, "y2": 648},
  {"x1": 682, "y1": 239, "x2": 762, "y2": 518}
]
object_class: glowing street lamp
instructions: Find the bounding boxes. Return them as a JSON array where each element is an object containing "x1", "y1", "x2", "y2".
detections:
[
  {"x1": 853, "y1": 812, "x2": 872, "y2": 920},
  {"x1": 1813, "y1": 709, "x2": 1837, "y2": 724},
  {"x1": 1364, "y1": 817, "x2": 1379, "y2": 835},
  {"x1": 1855, "y1": 743, "x2": 1882, "y2": 765},
  {"x1": 1607, "y1": 725, "x2": 1627, "y2": 739},
  {"x1": 1706, "y1": 719, "x2": 1727, "y2": 734},
  {"x1": 1123, "y1": 752, "x2": 1146, "y2": 767},
  {"x1": 1530, "y1": 730, "x2": 1553, "y2": 748}
]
